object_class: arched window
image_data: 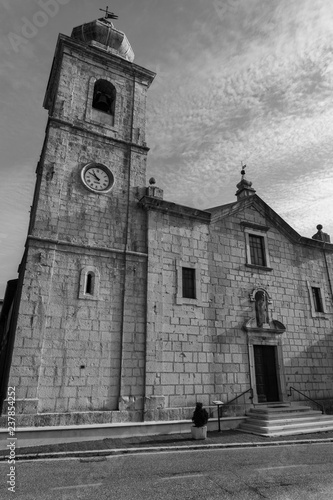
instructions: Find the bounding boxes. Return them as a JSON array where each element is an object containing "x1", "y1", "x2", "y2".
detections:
[
  {"x1": 92, "y1": 79, "x2": 116, "y2": 119},
  {"x1": 79, "y1": 266, "x2": 100, "y2": 300},
  {"x1": 85, "y1": 272, "x2": 94, "y2": 295}
]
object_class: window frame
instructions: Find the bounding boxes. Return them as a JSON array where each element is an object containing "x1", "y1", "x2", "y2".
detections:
[
  {"x1": 182, "y1": 267, "x2": 196, "y2": 299},
  {"x1": 176, "y1": 260, "x2": 202, "y2": 305},
  {"x1": 248, "y1": 233, "x2": 266, "y2": 267},
  {"x1": 79, "y1": 266, "x2": 100, "y2": 300},
  {"x1": 307, "y1": 281, "x2": 327, "y2": 317},
  {"x1": 244, "y1": 226, "x2": 272, "y2": 270},
  {"x1": 312, "y1": 286, "x2": 324, "y2": 313}
]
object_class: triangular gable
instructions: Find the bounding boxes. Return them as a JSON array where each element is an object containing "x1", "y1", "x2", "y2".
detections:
[{"x1": 206, "y1": 194, "x2": 333, "y2": 251}]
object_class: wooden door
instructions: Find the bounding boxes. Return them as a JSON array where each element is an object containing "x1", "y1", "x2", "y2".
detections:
[{"x1": 254, "y1": 345, "x2": 279, "y2": 403}]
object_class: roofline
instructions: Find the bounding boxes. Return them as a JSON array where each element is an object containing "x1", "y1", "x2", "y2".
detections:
[
  {"x1": 140, "y1": 193, "x2": 333, "y2": 251},
  {"x1": 139, "y1": 196, "x2": 211, "y2": 223},
  {"x1": 205, "y1": 194, "x2": 333, "y2": 251}
]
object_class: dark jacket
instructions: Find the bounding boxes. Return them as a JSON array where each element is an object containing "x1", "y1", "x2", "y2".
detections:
[{"x1": 192, "y1": 404, "x2": 209, "y2": 427}]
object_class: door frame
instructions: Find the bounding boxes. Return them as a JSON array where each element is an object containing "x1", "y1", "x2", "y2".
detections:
[{"x1": 247, "y1": 329, "x2": 287, "y2": 404}]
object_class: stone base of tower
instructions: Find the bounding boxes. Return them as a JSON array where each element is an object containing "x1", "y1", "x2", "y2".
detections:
[
  {"x1": 0, "y1": 395, "x2": 146, "y2": 427},
  {"x1": 0, "y1": 394, "x2": 187, "y2": 428},
  {"x1": 0, "y1": 407, "x2": 196, "y2": 429},
  {"x1": 0, "y1": 409, "x2": 144, "y2": 429},
  {"x1": 0, "y1": 394, "x2": 204, "y2": 428}
]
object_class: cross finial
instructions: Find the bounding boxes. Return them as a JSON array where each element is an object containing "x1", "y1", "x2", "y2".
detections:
[
  {"x1": 240, "y1": 161, "x2": 246, "y2": 176},
  {"x1": 99, "y1": 6, "x2": 118, "y2": 20}
]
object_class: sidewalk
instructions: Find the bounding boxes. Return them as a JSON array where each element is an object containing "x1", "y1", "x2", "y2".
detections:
[{"x1": 1, "y1": 429, "x2": 333, "y2": 460}]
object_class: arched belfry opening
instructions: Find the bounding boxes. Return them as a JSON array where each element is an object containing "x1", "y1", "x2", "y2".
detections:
[{"x1": 92, "y1": 79, "x2": 116, "y2": 120}]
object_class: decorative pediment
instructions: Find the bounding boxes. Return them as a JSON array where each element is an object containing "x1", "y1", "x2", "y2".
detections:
[
  {"x1": 207, "y1": 194, "x2": 333, "y2": 251},
  {"x1": 243, "y1": 318, "x2": 286, "y2": 335}
]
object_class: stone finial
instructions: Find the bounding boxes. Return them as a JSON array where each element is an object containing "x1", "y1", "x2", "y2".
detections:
[
  {"x1": 235, "y1": 164, "x2": 256, "y2": 200},
  {"x1": 312, "y1": 224, "x2": 331, "y2": 243},
  {"x1": 147, "y1": 177, "x2": 163, "y2": 199}
]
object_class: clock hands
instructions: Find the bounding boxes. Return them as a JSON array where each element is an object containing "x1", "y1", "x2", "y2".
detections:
[{"x1": 91, "y1": 170, "x2": 101, "y2": 181}]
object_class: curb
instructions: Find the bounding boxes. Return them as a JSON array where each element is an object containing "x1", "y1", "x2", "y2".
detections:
[{"x1": 1, "y1": 437, "x2": 333, "y2": 461}]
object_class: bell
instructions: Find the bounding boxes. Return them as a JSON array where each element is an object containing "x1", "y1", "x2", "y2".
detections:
[{"x1": 93, "y1": 92, "x2": 111, "y2": 112}]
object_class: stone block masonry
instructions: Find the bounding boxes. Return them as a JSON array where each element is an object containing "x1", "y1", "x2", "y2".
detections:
[
  {"x1": 143, "y1": 197, "x2": 333, "y2": 418},
  {"x1": 3, "y1": 27, "x2": 154, "y2": 422},
  {"x1": 8, "y1": 240, "x2": 148, "y2": 415}
]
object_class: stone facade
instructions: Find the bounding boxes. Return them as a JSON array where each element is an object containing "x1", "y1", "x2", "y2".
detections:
[
  {"x1": 1, "y1": 19, "x2": 333, "y2": 426},
  {"x1": 140, "y1": 193, "x2": 333, "y2": 420}
]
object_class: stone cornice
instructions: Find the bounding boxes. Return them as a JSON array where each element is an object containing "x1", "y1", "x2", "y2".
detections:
[
  {"x1": 240, "y1": 221, "x2": 270, "y2": 232},
  {"x1": 243, "y1": 318, "x2": 286, "y2": 335},
  {"x1": 26, "y1": 235, "x2": 148, "y2": 259},
  {"x1": 139, "y1": 196, "x2": 211, "y2": 222},
  {"x1": 47, "y1": 117, "x2": 150, "y2": 153}
]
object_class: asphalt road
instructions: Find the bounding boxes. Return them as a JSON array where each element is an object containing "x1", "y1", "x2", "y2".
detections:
[{"x1": 1, "y1": 443, "x2": 333, "y2": 499}]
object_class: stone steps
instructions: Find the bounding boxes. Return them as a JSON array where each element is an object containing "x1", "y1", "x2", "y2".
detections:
[
  {"x1": 238, "y1": 404, "x2": 333, "y2": 437},
  {"x1": 245, "y1": 409, "x2": 322, "y2": 422},
  {"x1": 244, "y1": 414, "x2": 330, "y2": 426},
  {"x1": 247, "y1": 404, "x2": 316, "y2": 414}
]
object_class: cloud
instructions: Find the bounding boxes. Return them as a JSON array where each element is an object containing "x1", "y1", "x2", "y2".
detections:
[
  {"x1": 145, "y1": 0, "x2": 333, "y2": 239},
  {"x1": 1, "y1": 0, "x2": 333, "y2": 294},
  {"x1": 269, "y1": 169, "x2": 333, "y2": 238}
]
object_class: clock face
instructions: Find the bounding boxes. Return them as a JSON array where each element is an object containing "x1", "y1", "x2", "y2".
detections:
[{"x1": 81, "y1": 163, "x2": 114, "y2": 193}]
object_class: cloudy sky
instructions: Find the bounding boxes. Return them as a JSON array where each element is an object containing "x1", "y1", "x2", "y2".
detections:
[{"x1": 1, "y1": 0, "x2": 333, "y2": 296}]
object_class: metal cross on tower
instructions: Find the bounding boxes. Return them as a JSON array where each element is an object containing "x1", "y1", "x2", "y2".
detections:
[{"x1": 99, "y1": 6, "x2": 118, "y2": 20}]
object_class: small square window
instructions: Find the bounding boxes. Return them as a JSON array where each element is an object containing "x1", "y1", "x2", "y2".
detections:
[
  {"x1": 182, "y1": 267, "x2": 196, "y2": 299},
  {"x1": 249, "y1": 234, "x2": 266, "y2": 267},
  {"x1": 311, "y1": 287, "x2": 324, "y2": 313}
]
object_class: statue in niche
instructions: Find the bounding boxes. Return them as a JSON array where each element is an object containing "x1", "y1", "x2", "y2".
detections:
[{"x1": 255, "y1": 290, "x2": 269, "y2": 327}]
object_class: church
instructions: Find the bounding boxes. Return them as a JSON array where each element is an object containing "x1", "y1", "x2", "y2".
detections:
[{"x1": 1, "y1": 15, "x2": 333, "y2": 427}]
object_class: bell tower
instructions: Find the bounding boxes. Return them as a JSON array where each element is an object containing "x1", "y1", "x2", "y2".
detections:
[{"x1": 5, "y1": 16, "x2": 155, "y2": 422}]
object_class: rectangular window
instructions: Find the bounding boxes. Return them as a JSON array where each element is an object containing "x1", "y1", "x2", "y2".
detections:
[
  {"x1": 307, "y1": 281, "x2": 326, "y2": 317},
  {"x1": 176, "y1": 261, "x2": 201, "y2": 306},
  {"x1": 182, "y1": 267, "x2": 196, "y2": 299},
  {"x1": 312, "y1": 287, "x2": 324, "y2": 312},
  {"x1": 249, "y1": 234, "x2": 266, "y2": 267},
  {"x1": 243, "y1": 225, "x2": 271, "y2": 270}
]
